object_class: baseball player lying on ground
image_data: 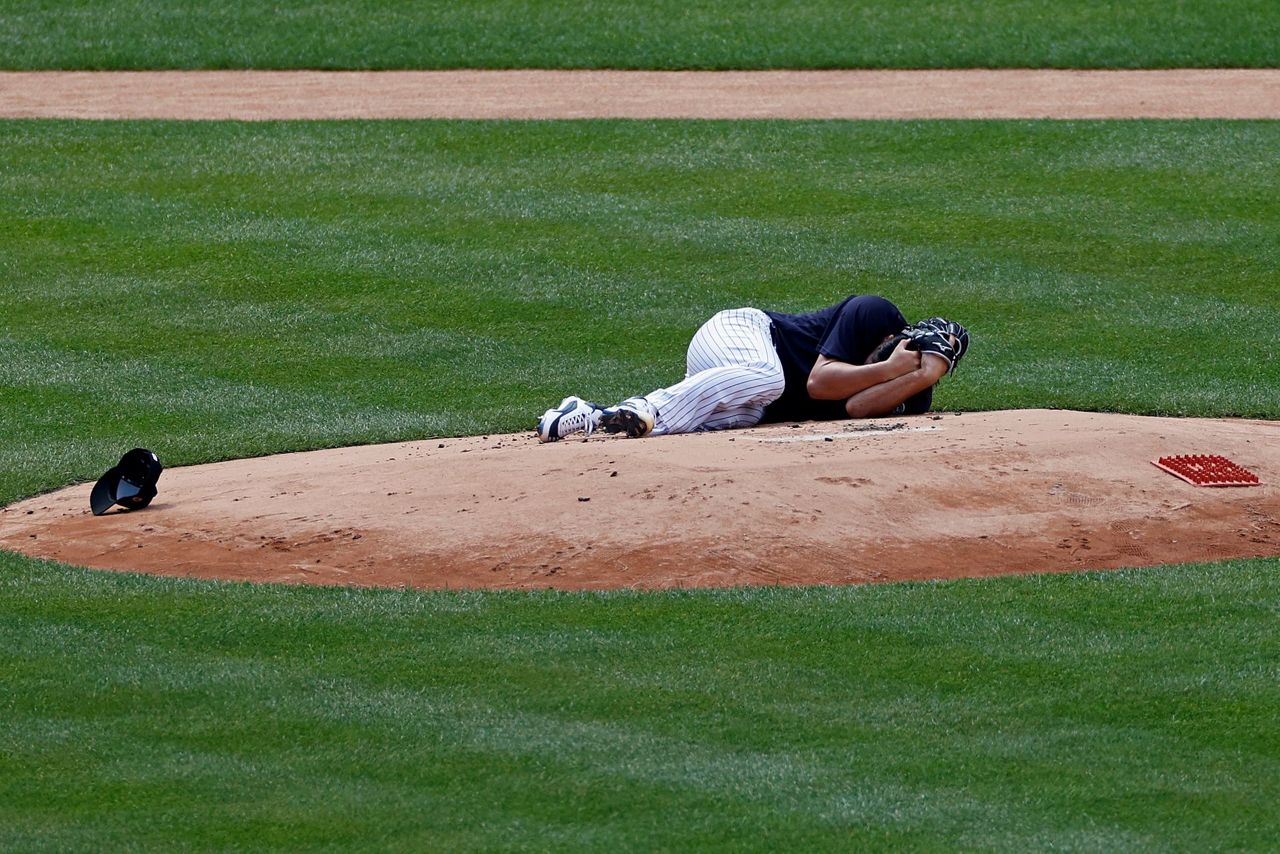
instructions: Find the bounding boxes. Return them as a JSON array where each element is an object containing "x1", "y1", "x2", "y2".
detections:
[{"x1": 536, "y1": 294, "x2": 969, "y2": 442}]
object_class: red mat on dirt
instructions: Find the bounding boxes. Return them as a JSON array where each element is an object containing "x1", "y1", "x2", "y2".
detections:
[{"x1": 1153, "y1": 454, "x2": 1262, "y2": 487}]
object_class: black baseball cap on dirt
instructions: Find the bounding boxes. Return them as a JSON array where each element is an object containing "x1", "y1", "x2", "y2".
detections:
[{"x1": 90, "y1": 448, "x2": 163, "y2": 516}]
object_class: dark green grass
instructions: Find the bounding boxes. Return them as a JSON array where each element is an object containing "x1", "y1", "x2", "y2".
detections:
[
  {"x1": 3, "y1": 553, "x2": 1278, "y2": 850},
  {"x1": 3, "y1": 119, "x2": 1279, "y2": 848},
  {"x1": 2, "y1": 0, "x2": 1278, "y2": 70},
  {"x1": 2, "y1": 120, "x2": 1278, "y2": 502}
]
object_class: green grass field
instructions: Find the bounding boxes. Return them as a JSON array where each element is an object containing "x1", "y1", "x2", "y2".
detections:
[
  {"x1": 3, "y1": 119, "x2": 1280, "y2": 848},
  {"x1": 2, "y1": 0, "x2": 1278, "y2": 70},
  {"x1": 4, "y1": 120, "x2": 1277, "y2": 500},
  {"x1": 3, "y1": 556, "x2": 1278, "y2": 849}
]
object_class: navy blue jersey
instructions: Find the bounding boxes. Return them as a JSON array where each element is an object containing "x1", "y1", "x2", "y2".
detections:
[{"x1": 761, "y1": 295, "x2": 907, "y2": 422}]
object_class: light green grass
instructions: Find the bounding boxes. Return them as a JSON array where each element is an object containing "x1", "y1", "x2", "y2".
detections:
[
  {"x1": 2, "y1": 0, "x2": 1278, "y2": 70},
  {"x1": 2, "y1": 119, "x2": 1279, "y2": 848},
  {"x1": 2, "y1": 554, "x2": 1278, "y2": 850}
]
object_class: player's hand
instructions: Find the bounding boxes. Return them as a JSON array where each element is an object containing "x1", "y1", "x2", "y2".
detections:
[
  {"x1": 886, "y1": 338, "x2": 922, "y2": 374},
  {"x1": 920, "y1": 335, "x2": 957, "y2": 376},
  {"x1": 907, "y1": 319, "x2": 970, "y2": 375}
]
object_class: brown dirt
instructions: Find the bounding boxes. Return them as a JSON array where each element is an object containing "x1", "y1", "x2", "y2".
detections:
[
  {"x1": 2, "y1": 69, "x2": 1279, "y2": 120},
  {"x1": 4, "y1": 74, "x2": 1278, "y2": 590},
  {"x1": 3, "y1": 410, "x2": 1278, "y2": 590}
]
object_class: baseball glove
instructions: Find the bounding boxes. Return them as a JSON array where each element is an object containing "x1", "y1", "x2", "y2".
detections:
[{"x1": 906, "y1": 317, "x2": 969, "y2": 374}]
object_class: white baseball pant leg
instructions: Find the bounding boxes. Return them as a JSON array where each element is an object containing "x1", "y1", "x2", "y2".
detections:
[{"x1": 645, "y1": 308, "x2": 786, "y2": 435}]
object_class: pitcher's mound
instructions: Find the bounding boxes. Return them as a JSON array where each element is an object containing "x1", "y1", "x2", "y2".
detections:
[{"x1": 3, "y1": 409, "x2": 1278, "y2": 590}]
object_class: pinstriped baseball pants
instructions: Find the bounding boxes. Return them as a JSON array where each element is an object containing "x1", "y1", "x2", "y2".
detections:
[{"x1": 645, "y1": 308, "x2": 786, "y2": 435}]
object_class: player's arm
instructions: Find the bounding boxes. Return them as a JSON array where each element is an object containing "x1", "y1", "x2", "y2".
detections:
[
  {"x1": 806, "y1": 339, "x2": 920, "y2": 400},
  {"x1": 844, "y1": 353, "x2": 948, "y2": 418}
]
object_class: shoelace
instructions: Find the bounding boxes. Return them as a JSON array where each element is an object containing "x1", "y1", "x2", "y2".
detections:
[{"x1": 563, "y1": 406, "x2": 598, "y2": 438}]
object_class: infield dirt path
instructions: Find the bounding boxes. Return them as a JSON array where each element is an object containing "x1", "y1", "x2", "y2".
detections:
[{"x1": 2, "y1": 69, "x2": 1279, "y2": 119}]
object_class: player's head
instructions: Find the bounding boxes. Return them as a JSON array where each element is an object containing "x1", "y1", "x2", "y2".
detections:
[
  {"x1": 845, "y1": 296, "x2": 909, "y2": 363},
  {"x1": 866, "y1": 333, "x2": 933, "y2": 415},
  {"x1": 866, "y1": 332, "x2": 910, "y2": 365}
]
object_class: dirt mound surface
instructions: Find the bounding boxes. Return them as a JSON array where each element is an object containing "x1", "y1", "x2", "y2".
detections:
[{"x1": 3, "y1": 410, "x2": 1277, "y2": 590}]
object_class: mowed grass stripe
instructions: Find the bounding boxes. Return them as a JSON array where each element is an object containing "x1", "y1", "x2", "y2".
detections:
[
  {"x1": 1, "y1": 0, "x2": 1277, "y2": 70},
  {"x1": 2, "y1": 119, "x2": 1277, "y2": 502},
  {"x1": 1, "y1": 555, "x2": 1277, "y2": 849}
]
